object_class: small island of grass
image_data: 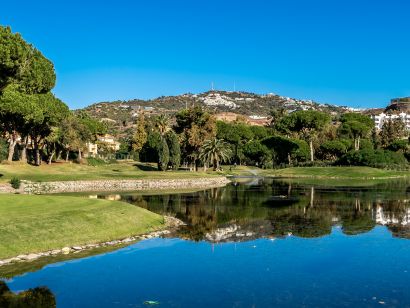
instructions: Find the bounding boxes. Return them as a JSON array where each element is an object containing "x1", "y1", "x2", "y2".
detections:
[{"x1": 0, "y1": 195, "x2": 163, "y2": 260}]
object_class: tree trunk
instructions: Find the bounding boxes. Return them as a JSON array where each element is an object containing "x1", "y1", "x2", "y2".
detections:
[
  {"x1": 20, "y1": 136, "x2": 28, "y2": 163},
  {"x1": 35, "y1": 148, "x2": 40, "y2": 166},
  {"x1": 213, "y1": 158, "x2": 218, "y2": 171},
  {"x1": 355, "y1": 136, "x2": 361, "y2": 151},
  {"x1": 309, "y1": 140, "x2": 314, "y2": 162},
  {"x1": 78, "y1": 149, "x2": 82, "y2": 161},
  {"x1": 7, "y1": 139, "x2": 17, "y2": 162},
  {"x1": 34, "y1": 138, "x2": 41, "y2": 166},
  {"x1": 65, "y1": 150, "x2": 69, "y2": 162},
  {"x1": 288, "y1": 153, "x2": 292, "y2": 165},
  {"x1": 48, "y1": 150, "x2": 55, "y2": 164}
]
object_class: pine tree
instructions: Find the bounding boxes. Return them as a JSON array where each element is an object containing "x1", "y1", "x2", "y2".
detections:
[
  {"x1": 157, "y1": 137, "x2": 169, "y2": 171},
  {"x1": 132, "y1": 113, "x2": 147, "y2": 155},
  {"x1": 166, "y1": 131, "x2": 181, "y2": 170}
]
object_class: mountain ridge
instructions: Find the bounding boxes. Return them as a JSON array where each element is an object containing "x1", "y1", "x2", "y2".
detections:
[{"x1": 80, "y1": 90, "x2": 367, "y2": 126}]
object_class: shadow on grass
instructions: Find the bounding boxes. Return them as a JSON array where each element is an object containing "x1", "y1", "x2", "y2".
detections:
[{"x1": 133, "y1": 163, "x2": 158, "y2": 172}]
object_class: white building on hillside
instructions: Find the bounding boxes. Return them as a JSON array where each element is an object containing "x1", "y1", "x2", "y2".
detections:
[{"x1": 370, "y1": 112, "x2": 410, "y2": 130}]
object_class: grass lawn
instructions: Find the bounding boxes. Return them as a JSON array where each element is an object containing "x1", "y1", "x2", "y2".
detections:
[
  {"x1": 261, "y1": 166, "x2": 410, "y2": 179},
  {"x1": 0, "y1": 161, "x2": 219, "y2": 183},
  {"x1": 0, "y1": 194, "x2": 164, "y2": 259}
]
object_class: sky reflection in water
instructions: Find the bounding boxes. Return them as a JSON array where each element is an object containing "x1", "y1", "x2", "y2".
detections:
[{"x1": 5, "y1": 179, "x2": 410, "y2": 307}]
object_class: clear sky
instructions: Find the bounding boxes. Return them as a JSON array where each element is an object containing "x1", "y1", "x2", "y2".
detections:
[{"x1": 1, "y1": 0, "x2": 410, "y2": 109}]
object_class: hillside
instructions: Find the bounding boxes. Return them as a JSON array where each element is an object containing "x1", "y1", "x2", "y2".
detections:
[{"x1": 80, "y1": 90, "x2": 363, "y2": 133}]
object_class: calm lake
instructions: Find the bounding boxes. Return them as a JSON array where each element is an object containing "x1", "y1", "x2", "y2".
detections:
[{"x1": 3, "y1": 178, "x2": 410, "y2": 307}]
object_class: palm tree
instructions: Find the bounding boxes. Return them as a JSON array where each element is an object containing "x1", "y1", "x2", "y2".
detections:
[
  {"x1": 199, "y1": 139, "x2": 232, "y2": 171},
  {"x1": 154, "y1": 114, "x2": 170, "y2": 136}
]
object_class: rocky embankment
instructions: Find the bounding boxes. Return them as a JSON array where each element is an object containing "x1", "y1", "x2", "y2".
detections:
[
  {"x1": 0, "y1": 216, "x2": 185, "y2": 267},
  {"x1": 1, "y1": 177, "x2": 230, "y2": 194}
]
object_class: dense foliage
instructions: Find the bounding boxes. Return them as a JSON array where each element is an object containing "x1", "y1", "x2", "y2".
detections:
[{"x1": 338, "y1": 149, "x2": 407, "y2": 168}]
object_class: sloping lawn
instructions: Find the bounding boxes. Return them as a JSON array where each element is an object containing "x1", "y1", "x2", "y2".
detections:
[
  {"x1": 0, "y1": 161, "x2": 218, "y2": 183},
  {"x1": 0, "y1": 195, "x2": 163, "y2": 259},
  {"x1": 262, "y1": 166, "x2": 409, "y2": 179}
]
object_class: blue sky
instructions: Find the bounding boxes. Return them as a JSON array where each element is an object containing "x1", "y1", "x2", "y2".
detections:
[{"x1": 2, "y1": 0, "x2": 410, "y2": 109}]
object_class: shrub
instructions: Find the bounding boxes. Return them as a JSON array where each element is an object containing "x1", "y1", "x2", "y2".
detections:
[
  {"x1": 319, "y1": 140, "x2": 347, "y2": 161},
  {"x1": 292, "y1": 139, "x2": 310, "y2": 162},
  {"x1": 243, "y1": 140, "x2": 271, "y2": 166},
  {"x1": 10, "y1": 177, "x2": 21, "y2": 189},
  {"x1": 295, "y1": 160, "x2": 333, "y2": 167},
  {"x1": 387, "y1": 139, "x2": 408, "y2": 152},
  {"x1": 338, "y1": 149, "x2": 407, "y2": 168},
  {"x1": 359, "y1": 139, "x2": 374, "y2": 150}
]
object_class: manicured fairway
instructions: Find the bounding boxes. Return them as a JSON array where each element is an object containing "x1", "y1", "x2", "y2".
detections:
[
  {"x1": 0, "y1": 195, "x2": 164, "y2": 259},
  {"x1": 261, "y1": 166, "x2": 409, "y2": 179},
  {"x1": 0, "y1": 161, "x2": 217, "y2": 183}
]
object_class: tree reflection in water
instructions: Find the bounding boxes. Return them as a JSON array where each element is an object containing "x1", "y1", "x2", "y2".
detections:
[
  {"x1": 0, "y1": 280, "x2": 55, "y2": 307},
  {"x1": 96, "y1": 178, "x2": 410, "y2": 242}
]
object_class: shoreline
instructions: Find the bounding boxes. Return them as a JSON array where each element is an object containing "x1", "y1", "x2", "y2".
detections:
[
  {"x1": 0, "y1": 216, "x2": 185, "y2": 268},
  {"x1": 264, "y1": 175, "x2": 408, "y2": 180},
  {"x1": 0, "y1": 177, "x2": 231, "y2": 194}
]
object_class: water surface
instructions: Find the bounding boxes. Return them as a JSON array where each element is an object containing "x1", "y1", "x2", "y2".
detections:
[{"x1": 3, "y1": 178, "x2": 410, "y2": 307}]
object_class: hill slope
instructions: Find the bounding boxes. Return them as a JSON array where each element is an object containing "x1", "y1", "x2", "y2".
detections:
[{"x1": 80, "y1": 90, "x2": 362, "y2": 132}]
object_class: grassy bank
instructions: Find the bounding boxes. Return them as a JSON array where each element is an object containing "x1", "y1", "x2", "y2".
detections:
[
  {"x1": 260, "y1": 166, "x2": 409, "y2": 179},
  {"x1": 0, "y1": 161, "x2": 219, "y2": 183},
  {"x1": 0, "y1": 195, "x2": 163, "y2": 259},
  {"x1": 216, "y1": 165, "x2": 410, "y2": 179}
]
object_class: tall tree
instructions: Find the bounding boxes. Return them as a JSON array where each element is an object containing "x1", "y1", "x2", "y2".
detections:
[
  {"x1": 28, "y1": 93, "x2": 69, "y2": 165},
  {"x1": 216, "y1": 121, "x2": 253, "y2": 164},
  {"x1": 338, "y1": 113, "x2": 374, "y2": 151},
  {"x1": 199, "y1": 139, "x2": 232, "y2": 171},
  {"x1": 175, "y1": 106, "x2": 216, "y2": 170},
  {"x1": 269, "y1": 107, "x2": 287, "y2": 127},
  {"x1": 242, "y1": 140, "x2": 271, "y2": 167},
  {"x1": 0, "y1": 26, "x2": 58, "y2": 162},
  {"x1": 132, "y1": 113, "x2": 148, "y2": 155},
  {"x1": 276, "y1": 110, "x2": 330, "y2": 161},
  {"x1": 380, "y1": 118, "x2": 408, "y2": 148},
  {"x1": 58, "y1": 113, "x2": 81, "y2": 161},
  {"x1": 262, "y1": 135, "x2": 300, "y2": 165},
  {"x1": 157, "y1": 137, "x2": 170, "y2": 171},
  {"x1": 154, "y1": 114, "x2": 170, "y2": 136},
  {"x1": 0, "y1": 26, "x2": 55, "y2": 94},
  {"x1": 74, "y1": 112, "x2": 107, "y2": 161},
  {"x1": 0, "y1": 26, "x2": 30, "y2": 92},
  {"x1": 166, "y1": 130, "x2": 181, "y2": 170},
  {"x1": 0, "y1": 85, "x2": 36, "y2": 161}
]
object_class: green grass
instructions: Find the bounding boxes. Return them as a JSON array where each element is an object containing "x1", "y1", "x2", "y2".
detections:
[
  {"x1": 0, "y1": 161, "x2": 219, "y2": 183},
  {"x1": 216, "y1": 165, "x2": 260, "y2": 177},
  {"x1": 260, "y1": 166, "x2": 410, "y2": 179},
  {"x1": 0, "y1": 194, "x2": 164, "y2": 259}
]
